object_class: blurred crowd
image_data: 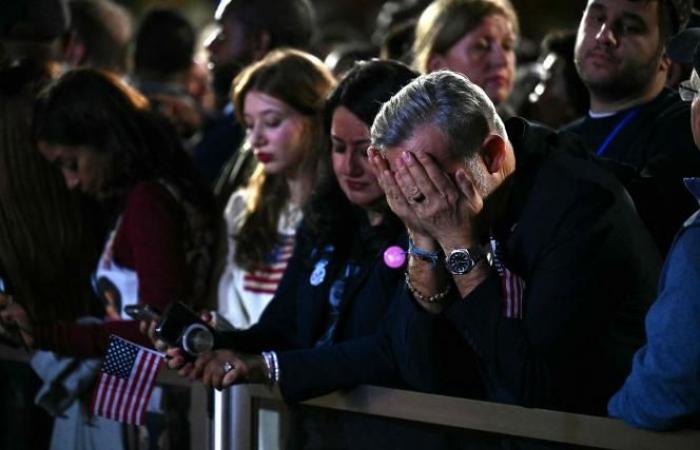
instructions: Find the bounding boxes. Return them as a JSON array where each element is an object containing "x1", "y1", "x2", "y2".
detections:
[{"x1": 1, "y1": 0, "x2": 700, "y2": 449}]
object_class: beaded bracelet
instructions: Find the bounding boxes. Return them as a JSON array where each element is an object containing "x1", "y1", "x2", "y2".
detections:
[{"x1": 404, "y1": 272, "x2": 451, "y2": 303}]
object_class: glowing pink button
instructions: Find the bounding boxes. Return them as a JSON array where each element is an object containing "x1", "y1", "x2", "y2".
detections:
[{"x1": 383, "y1": 246, "x2": 406, "y2": 269}]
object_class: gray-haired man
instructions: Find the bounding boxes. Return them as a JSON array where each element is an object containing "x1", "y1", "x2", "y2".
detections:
[{"x1": 369, "y1": 71, "x2": 661, "y2": 414}]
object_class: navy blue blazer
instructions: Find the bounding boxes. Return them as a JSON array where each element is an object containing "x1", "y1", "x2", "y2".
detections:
[{"x1": 216, "y1": 213, "x2": 408, "y2": 402}]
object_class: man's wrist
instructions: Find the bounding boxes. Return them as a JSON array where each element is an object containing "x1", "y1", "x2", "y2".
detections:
[
  {"x1": 408, "y1": 238, "x2": 443, "y2": 269},
  {"x1": 451, "y1": 259, "x2": 491, "y2": 299},
  {"x1": 443, "y1": 240, "x2": 489, "y2": 276},
  {"x1": 408, "y1": 231, "x2": 438, "y2": 251}
]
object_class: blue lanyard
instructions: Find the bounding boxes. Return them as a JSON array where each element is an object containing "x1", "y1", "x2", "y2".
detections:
[{"x1": 595, "y1": 108, "x2": 640, "y2": 157}]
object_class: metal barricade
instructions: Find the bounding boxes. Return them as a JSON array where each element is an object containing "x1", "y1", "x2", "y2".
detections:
[{"x1": 3, "y1": 343, "x2": 700, "y2": 450}]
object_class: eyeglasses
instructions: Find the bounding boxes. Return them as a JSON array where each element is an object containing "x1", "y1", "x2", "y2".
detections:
[{"x1": 679, "y1": 80, "x2": 699, "y2": 102}]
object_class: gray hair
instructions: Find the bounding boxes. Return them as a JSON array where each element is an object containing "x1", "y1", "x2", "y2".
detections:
[{"x1": 371, "y1": 70, "x2": 506, "y2": 159}]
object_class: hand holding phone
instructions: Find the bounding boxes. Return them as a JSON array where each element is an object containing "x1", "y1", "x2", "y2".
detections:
[
  {"x1": 125, "y1": 304, "x2": 161, "y2": 321},
  {"x1": 155, "y1": 302, "x2": 215, "y2": 356}
]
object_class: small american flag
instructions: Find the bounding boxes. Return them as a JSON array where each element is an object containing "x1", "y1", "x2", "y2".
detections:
[
  {"x1": 489, "y1": 235, "x2": 526, "y2": 319},
  {"x1": 90, "y1": 335, "x2": 163, "y2": 425},
  {"x1": 243, "y1": 232, "x2": 295, "y2": 294}
]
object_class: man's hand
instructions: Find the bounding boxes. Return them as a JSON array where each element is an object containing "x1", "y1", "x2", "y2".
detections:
[
  {"x1": 377, "y1": 148, "x2": 485, "y2": 252},
  {"x1": 369, "y1": 147, "x2": 439, "y2": 250}
]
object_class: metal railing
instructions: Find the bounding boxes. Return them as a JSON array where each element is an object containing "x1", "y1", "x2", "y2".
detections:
[
  {"x1": 4, "y1": 344, "x2": 700, "y2": 450},
  {"x1": 239, "y1": 384, "x2": 700, "y2": 450}
]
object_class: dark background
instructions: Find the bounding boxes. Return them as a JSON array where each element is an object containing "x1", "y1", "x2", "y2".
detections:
[{"x1": 116, "y1": 0, "x2": 590, "y2": 44}]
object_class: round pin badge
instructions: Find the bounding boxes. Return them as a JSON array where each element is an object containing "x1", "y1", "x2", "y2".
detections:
[
  {"x1": 310, "y1": 259, "x2": 328, "y2": 286},
  {"x1": 383, "y1": 246, "x2": 406, "y2": 269}
]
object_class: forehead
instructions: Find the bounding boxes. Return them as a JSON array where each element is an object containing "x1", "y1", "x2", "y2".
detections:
[
  {"x1": 38, "y1": 141, "x2": 81, "y2": 157},
  {"x1": 466, "y1": 14, "x2": 516, "y2": 39},
  {"x1": 331, "y1": 106, "x2": 369, "y2": 139},
  {"x1": 585, "y1": 0, "x2": 659, "y2": 19},
  {"x1": 243, "y1": 91, "x2": 291, "y2": 114}
]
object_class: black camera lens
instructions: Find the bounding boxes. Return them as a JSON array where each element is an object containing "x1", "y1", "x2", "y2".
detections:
[{"x1": 181, "y1": 323, "x2": 214, "y2": 355}]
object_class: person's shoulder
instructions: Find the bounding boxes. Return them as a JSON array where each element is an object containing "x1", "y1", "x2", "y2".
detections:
[
  {"x1": 642, "y1": 89, "x2": 690, "y2": 124},
  {"x1": 559, "y1": 115, "x2": 587, "y2": 133},
  {"x1": 123, "y1": 181, "x2": 180, "y2": 217}
]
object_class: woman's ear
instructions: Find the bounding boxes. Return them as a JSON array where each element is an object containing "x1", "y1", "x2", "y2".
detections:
[
  {"x1": 479, "y1": 134, "x2": 507, "y2": 174},
  {"x1": 427, "y1": 54, "x2": 446, "y2": 73}
]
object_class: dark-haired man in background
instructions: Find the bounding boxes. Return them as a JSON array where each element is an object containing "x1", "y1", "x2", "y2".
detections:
[
  {"x1": 195, "y1": 0, "x2": 317, "y2": 193},
  {"x1": 565, "y1": 0, "x2": 700, "y2": 254}
]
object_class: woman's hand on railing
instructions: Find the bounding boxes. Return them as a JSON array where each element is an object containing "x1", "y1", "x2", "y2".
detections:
[{"x1": 187, "y1": 349, "x2": 268, "y2": 391}]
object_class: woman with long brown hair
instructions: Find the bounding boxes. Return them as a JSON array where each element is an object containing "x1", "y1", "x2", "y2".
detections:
[
  {"x1": 0, "y1": 68, "x2": 216, "y2": 355},
  {"x1": 216, "y1": 48, "x2": 334, "y2": 329}
]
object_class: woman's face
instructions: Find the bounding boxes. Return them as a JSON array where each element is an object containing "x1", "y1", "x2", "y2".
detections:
[
  {"x1": 243, "y1": 90, "x2": 311, "y2": 176},
  {"x1": 38, "y1": 141, "x2": 103, "y2": 195},
  {"x1": 429, "y1": 14, "x2": 516, "y2": 105},
  {"x1": 331, "y1": 106, "x2": 384, "y2": 209}
]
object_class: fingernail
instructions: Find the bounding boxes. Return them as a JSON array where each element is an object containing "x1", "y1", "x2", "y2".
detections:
[{"x1": 402, "y1": 151, "x2": 411, "y2": 162}]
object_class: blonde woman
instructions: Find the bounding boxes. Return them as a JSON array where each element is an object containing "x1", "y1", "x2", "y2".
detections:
[{"x1": 414, "y1": 0, "x2": 519, "y2": 112}]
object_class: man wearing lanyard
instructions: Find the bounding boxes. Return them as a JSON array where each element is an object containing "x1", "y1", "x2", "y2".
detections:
[{"x1": 564, "y1": 0, "x2": 700, "y2": 254}]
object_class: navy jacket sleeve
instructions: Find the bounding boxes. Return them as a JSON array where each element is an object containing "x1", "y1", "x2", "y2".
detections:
[{"x1": 277, "y1": 330, "x2": 398, "y2": 403}]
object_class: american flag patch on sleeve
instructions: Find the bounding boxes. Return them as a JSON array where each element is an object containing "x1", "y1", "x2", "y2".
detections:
[{"x1": 489, "y1": 236, "x2": 526, "y2": 319}]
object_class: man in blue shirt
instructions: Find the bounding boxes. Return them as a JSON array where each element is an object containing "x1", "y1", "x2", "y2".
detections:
[{"x1": 608, "y1": 32, "x2": 700, "y2": 430}]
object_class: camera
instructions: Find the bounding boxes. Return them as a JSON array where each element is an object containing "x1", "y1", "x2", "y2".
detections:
[{"x1": 155, "y1": 302, "x2": 216, "y2": 356}]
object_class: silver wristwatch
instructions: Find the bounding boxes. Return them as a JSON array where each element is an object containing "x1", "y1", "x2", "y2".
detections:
[{"x1": 445, "y1": 247, "x2": 485, "y2": 275}]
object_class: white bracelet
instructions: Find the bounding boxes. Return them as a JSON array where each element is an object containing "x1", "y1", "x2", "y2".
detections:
[{"x1": 261, "y1": 351, "x2": 280, "y2": 386}]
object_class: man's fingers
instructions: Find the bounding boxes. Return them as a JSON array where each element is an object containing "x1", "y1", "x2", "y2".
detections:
[
  {"x1": 416, "y1": 151, "x2": 459, "y2": 197},
  {"x1": 368, "y1": 147, "x2": 389, "y2": 179},
  {"x1": 398, "y1": 151, "x2": 442, "y2": 203},
  {"x1": 455, "y1": 169, "x2": 484, "y2": 212}
]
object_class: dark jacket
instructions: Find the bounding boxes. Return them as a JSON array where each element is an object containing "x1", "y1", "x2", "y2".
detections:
[
  {"x1": 393, "y1": 118, "x2": 662, "y2": 415},
  {"x1": 563, "y1": 88, "x2": 700, "y2": 255},
  {"x1": 216, "y1": 211, "x2": 408, "y2": 402}
]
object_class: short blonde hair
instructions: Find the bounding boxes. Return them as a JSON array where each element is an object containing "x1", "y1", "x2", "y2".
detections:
[{"x1": 413, "y1": 0, "x2": 519, "y2": 73}]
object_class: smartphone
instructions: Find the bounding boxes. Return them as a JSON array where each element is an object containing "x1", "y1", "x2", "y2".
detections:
[{"x1": 124, "y1": 304, "x2": 161, "y2": 321}]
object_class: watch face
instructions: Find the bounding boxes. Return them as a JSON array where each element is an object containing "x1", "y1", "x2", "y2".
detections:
[{"x1": 447, "y1": 249, "x2": 475, "y2": 275}]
